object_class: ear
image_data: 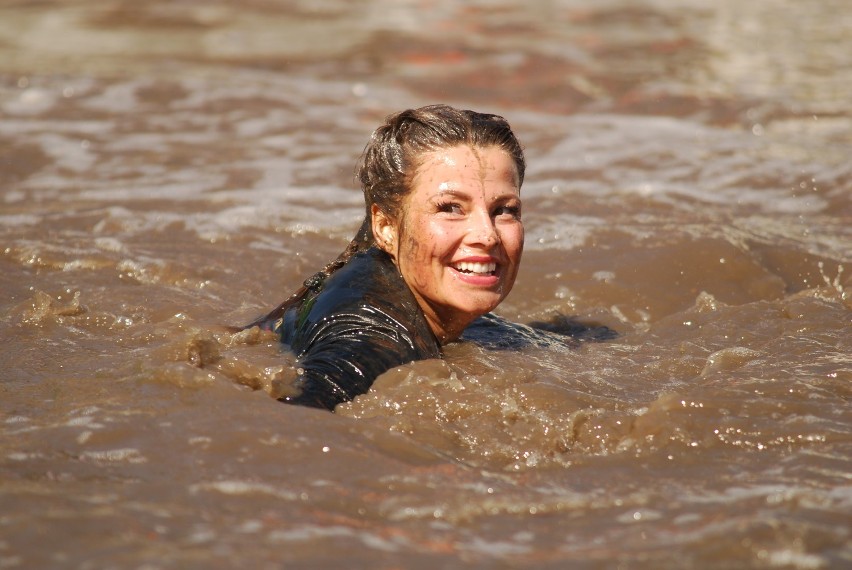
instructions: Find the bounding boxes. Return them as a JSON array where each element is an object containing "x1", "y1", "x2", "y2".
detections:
[{"x1": 371, "y1": 204, "x2": 398, "y2": 257}]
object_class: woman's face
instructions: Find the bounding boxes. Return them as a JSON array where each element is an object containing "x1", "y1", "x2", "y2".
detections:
[{"x1": 374, "y1": 145, "x2": 524, "y2": 342}]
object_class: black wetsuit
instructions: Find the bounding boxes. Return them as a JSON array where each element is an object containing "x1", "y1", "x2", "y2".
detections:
[
  {"x1": 255, "y1": 247, "x2": 616, "y2": 411},
  {"x1": 257, "y1": 247, "x2": 441, "y2": 410}
]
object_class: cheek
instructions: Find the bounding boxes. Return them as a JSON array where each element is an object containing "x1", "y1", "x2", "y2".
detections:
[
  {"x1": 398, "y1": 221, "x2": 439, "y2": 288},
  {"x1": 402, "y1": 219, "x2": 447, "y2": 263},
  {"x1": 401, "y1": 234, "x2": 428, "y2": 266},
  {"x1": 500, "y1": 223, "x2": 525, "y2": 258}
]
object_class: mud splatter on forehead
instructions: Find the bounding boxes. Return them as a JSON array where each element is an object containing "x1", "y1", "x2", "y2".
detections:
[{"x1": 469, "y1": 145, "x2": 488, "y2": 194}]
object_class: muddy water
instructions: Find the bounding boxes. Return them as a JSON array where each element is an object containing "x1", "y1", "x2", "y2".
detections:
[{"x1": 1, "y1": 1, "x2": 851, "y2": 568}]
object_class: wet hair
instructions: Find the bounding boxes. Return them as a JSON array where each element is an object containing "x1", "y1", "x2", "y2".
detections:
[
  {"x1": 357, "y1": 104, "x2": 525, "y2": 223},
  {"x1": 246, "y1": 104, "x2": 524, "y2": 328},
  {"x1": 335, "y1": 105, "x2": 525, "y2": 268}
]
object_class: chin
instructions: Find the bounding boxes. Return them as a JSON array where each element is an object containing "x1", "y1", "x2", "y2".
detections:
[{"x1": 456, "y1": 296, "x2": 502, "y2": 317}]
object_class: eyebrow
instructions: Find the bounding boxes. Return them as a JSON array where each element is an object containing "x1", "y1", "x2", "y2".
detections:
[
  {"x1": 433, "y1": 189, "x2": 467, "y2": 199},
  {"x1": 433, "y1": 189, "x2": 521, "y2": 202}
]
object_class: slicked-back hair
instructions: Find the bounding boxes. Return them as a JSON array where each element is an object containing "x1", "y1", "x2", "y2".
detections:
[{"x1": 356, "y1": 104, "x2": 525, "y2": 222}]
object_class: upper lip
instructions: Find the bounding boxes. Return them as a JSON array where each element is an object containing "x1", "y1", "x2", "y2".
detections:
[{"x1": 450, "y1": 256, "x2": 500, "y2": 274}]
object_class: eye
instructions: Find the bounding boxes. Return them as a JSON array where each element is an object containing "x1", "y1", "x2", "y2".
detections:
[
  {"x1": 494, "y1": 204, "x2": 521, "y2": 220},
  {"x1": 437, "y1": 201, "x2": 463, "y2": 215}
]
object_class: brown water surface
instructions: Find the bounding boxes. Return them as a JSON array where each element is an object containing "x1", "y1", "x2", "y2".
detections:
[{"x1": 1, "y1": 1, "x2": 851, "y2": 568}]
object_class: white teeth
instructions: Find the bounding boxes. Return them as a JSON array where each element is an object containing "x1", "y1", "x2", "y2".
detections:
[{"x1": 453, "y1": 261, "x2": 496, "y2": 274}]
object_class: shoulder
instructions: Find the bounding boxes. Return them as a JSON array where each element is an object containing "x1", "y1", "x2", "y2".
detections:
[
  {"x1": 287, "y1": 248, "x2": 440, "y2": 357},
  {"x1": 311, "y1": 248, "x2": 414, "y2": 316},
  {"x1": 462, "y1": 313, "x2": 617, "y2": 351},
  {"x1": 461, "y1": 313, "x2": 570, "y2": 350}
]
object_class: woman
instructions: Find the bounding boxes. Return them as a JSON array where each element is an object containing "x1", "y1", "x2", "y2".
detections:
[{"x1": 250, "y1": 104, "x2": 534, "y2": 410}]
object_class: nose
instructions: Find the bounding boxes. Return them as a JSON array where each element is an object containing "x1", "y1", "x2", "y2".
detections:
[{"x1": 466, "y1": 209, "x2": 499, "y2": 248}]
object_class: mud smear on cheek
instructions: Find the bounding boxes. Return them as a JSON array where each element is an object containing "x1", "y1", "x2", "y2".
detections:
[{"x1": 400, "y1": 223, "x2": 433, "y2": 290}]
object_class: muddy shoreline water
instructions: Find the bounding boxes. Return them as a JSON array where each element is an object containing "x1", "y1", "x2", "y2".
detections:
[{"x1": 2, "y1": 1, "x2": 851, "y2": 568}]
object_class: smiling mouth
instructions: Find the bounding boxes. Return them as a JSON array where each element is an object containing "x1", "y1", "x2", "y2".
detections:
[{"x1": 451, "y1": 261, "x2": 497, "y2": 276}]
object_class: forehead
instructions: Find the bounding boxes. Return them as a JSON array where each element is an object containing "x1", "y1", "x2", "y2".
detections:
[{"x1": 412, "y1": 145, "x2": 520, "y2": 190}]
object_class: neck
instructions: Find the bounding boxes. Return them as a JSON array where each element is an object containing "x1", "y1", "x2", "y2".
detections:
[{"x1": 422, "y1": 307, "x2": 472, "y2": 345}]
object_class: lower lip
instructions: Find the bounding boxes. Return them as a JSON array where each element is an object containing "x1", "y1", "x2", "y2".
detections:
[{"x1": 450, "y1": 267, "x2": 500, "y2": 287}]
